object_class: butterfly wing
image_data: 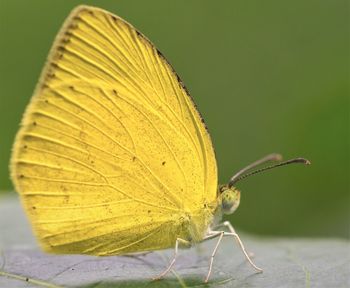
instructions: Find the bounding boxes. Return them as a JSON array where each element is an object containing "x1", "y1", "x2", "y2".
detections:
[{"x1": 11, "y1": 6, "x2": 217, "y2": 255}]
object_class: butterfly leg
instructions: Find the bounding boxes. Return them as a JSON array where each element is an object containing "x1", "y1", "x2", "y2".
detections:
[
  {"x1": 203, "y1": 230, "x2": 225, "y2": 283},
  {"x1": 219, "y1": 221, "x2": 262, "y2": 260},
  {"x1": 217, "y1": 221, "x2": 256, "y2": 257},
  {"x1": 216, "y1": 221, "x2": 263, "y2": 271},
  {"x1": 153, "y1": 238, "x2": 190, "y2": 281},
  {"x1": 225, "y1": 230, "x2": 262, "y2": 272},
  {"x1": 202, "y1": 223, "x2": 263, "y2": 283}
]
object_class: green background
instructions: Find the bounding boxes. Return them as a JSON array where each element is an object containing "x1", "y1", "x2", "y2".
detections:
[{"x1": 0, "y1": 0, "x2": 348, "y2": 238}]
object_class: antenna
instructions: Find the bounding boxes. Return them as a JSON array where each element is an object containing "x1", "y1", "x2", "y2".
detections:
[{"x1": 228, "y1": 154, "x2": 310, "y2": 187}]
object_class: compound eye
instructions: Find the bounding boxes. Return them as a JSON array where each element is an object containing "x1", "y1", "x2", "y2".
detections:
[{"x1": 220, "y1": 188, "x2": 240, "y2": 215}]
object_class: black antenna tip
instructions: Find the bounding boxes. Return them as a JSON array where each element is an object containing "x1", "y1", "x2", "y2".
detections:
[
  {"x1": 293, "y1": 158, "x2": 311, "y2": 165},
  {"x1": 228, "y1": 156, "x2": 311, "y2": 186}
]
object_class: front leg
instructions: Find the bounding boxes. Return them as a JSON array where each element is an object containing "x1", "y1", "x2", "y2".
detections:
[
  {"x1": 215, "y1": 221, "x2": 255, "y2": 257},
  {"x1": 201, "y1": 221, "x2": 263, "y2": 282},
  {"x1": 212, "y1": 220, "x2": 236, "y2": 233}
]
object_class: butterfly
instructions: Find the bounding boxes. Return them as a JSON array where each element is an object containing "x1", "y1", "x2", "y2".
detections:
[{"x1": 10, "y1": 5, "x2": 309, "y2": 282}]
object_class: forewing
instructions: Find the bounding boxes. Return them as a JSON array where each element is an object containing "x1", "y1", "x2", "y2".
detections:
[{"x1": 11, "y1": 6, "x2": 217, "y2": 255}]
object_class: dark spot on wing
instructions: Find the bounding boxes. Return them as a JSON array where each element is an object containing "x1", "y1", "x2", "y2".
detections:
[
  {"x1": 69, "y1": 23, "x2": 78, "y2": 30},
  {"x1": 62, "y1": 37, "x2": 70, "y2": 44},
  {"x1": 57, "y1": 45, "x2": 66, "y2": 52}
]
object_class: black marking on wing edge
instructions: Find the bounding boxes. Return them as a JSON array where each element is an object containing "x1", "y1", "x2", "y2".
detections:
[{"x1": 133, "y1": 27, "x2": 211, "y2": 136}]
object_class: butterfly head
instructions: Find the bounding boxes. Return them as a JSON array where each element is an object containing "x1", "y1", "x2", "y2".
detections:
[
  {"x1": 218, "y1": 184, "x2": 240, "y2": 215},
  {"x1": 217, "y1": 154, "x2": 310, "y2": 216}
]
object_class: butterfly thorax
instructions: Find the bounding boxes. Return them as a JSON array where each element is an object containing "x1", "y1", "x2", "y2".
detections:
[{"x1": 179, "y1": 201, "x2": 218, "y2": 243}]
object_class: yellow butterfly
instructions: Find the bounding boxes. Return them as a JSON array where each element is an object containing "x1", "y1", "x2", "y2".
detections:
[{"x1": 10, "y1": 5, "x2": 309, "y2": 282}]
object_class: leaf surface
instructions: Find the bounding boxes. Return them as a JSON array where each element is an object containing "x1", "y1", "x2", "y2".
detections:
[{"x1": 1, "y1": 196, "x2": 349, "y2": 287}]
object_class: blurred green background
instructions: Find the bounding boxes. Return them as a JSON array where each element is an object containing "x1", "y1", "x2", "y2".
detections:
[{"x1": 0, "y1": 0, "x2": 348, "y2": 238}]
